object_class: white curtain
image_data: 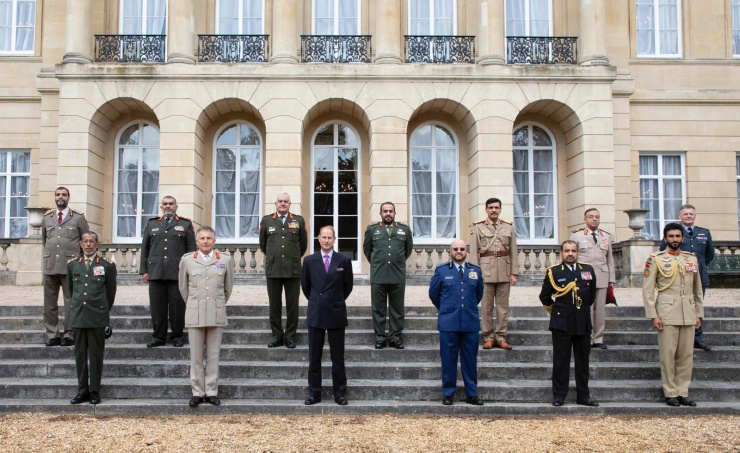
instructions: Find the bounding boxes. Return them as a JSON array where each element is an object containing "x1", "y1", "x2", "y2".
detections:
[
  {"x1": 635, "y1": 0, "x2": 655, "y2": 55},
  {"x1": 512, "y1": 128, "x2": 555, "y2": 240},
  {"x1": 146, "y1": 0, "x2": 166, "y2": 35},
  {"x1": 0, "y1": 1, "x2": 10, "y2": 51},
  {"x1": 122, "y1": 0, "x2": 143, "y2": 34},
  {"x1": 338, "y1": 0, "x2": 357, "y2": 35},
  {"x1": 658, "y1": 0, "x2": 678, "y2": 55},
  {"x1": 506, "y1": 0, "x2": 525, "y2": 36},
  {"x1": 219, "y1": 0, "x2": 238, "y2": 33},
  {"x1": 15, "y1": 0, "x2": 34, "y2": 51},
  {"x1": 734, "y1": 0, "x2": 740, "y2": 54},
  {"x1": 529, "y1": 0, "x2": 549, "y2": 36},
  {"x1": 116, "y1": 125, "x2": 160, "y2": 239},
  {"x1": 243, "y1": 0, "x2": 262, "y2": 34},
  {"x1": 409, "y1": 0, "x2": 430, "y2": 35},
  {"x1": 0, "y1": 175, "x2": 5, "y2": 237},
  {"x1": 314, "y1": 0, "x2": 332, "y2": 34},
  {"x1": 434, "y1": 0, "x2": 453, "y2": 35},
  {"x1": 639, "y1": 155, "x2": 660, "y2": 239}
]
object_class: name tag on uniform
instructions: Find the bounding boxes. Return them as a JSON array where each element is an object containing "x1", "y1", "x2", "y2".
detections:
[
  {"x1": 374, "y1": 230, "x2": 381, "y2": 235},
  {"x1": 581, "y1": 271, "x2": 593, "y2": 280},
  {"x1": 468, "y1": 271, "x2": 478, "y2": 280},
  {"x1": 445, "y1": 276, "x2": 453, "y2": 280},
  {"x1": 93, "y1": 266, "x2": 105, "y2": 276},
  {"x1": 151, "y1": 228, "x2": 160, "y2": 232},
  {"x1": 174, "y1": 226, "x2": 185, "y2": 232},
  {"x1": 397, "y1": 230, "x2": 406, "y2": 235},
  {"x1": 268, "y1": 227, "x2": 276, "y2": 232},
  {"x1": 557, "y1": 278, "x2": 566, "y2": 283}
]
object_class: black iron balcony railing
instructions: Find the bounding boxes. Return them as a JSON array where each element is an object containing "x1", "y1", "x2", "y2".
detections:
[
  {"x1": 197, "y1": 34, "x2": 269, "y2": 63},
  {"x1": 506, "y1": 36, "x2": 577, "y2": 64},
  {"x1": 405, "y1": 35, "x2": 475, "y2": 63},
  {"x1": 300, "y1": 35, "x2": 371, "y2": 63},
  {"x1": 95, "y1": 35, "x2": 166, "y2": 62}
]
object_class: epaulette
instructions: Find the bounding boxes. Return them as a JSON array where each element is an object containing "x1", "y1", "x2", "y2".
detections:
[
  {"x1": 67, "y1": 257, "x2": 77, "y2": 264},
  {"x1": 174, "y1": 215, "x2": 191, "y2": 222},
  {"x1": 572, "y1": 227, "x2": 586, "y2": 233},
  {"x1": 396, "y1": 221, "x2": 408, "y2": 227},
  {"x1": 682, "y1": 251, "x2": 695, "y2": 256},
  {"x1": 500, "y1": 219, "x2": 512, "y2": 225},
  {"x1": 472, "y1": 219, "x2": 487, "y2": 225},
  {"x1": 182, "y1": 251, "x2": 195, "y2": 258},
  {"x1": 577, "y1": 262, "x2": 591, "y2": 267},
  {"x1": 599, "y1": 229, "x2": 612, "y2": 236},
  {"x1": 70, "y1": 209, "x2": 84, "y2": 216},
  {"x1": 435, "y1": 262, "x2": 451, "y2": 269},
  {"x1": 147, "y1": 216, "x2": 159, "y2": 221},
  {"x1": 99, "y1": 256, "x2": 112, "y2": 264}
]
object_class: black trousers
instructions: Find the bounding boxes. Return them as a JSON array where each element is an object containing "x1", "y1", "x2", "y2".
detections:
[
  {"x1": 551, "y1": 330, "x2": 591, "y2": 402},
  {"x1": 149, "y1": 280, "x2": 185, "y2": 342},
  {"x1": 307, "y1": 326, "x2": 346, "y2": 398},
  {"x1": 73, "y1": 327, "x2": 105, "y2": 395},
  {"x1": 266, "y1": 277, "x2": 300, "y2": 341}
]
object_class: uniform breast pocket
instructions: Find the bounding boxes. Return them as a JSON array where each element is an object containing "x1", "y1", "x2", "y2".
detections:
[{"x1": 189, "y1": 271, "x2": 202, "y2": 287}]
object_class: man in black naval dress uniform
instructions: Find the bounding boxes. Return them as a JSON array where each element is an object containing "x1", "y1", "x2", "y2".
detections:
[
  {"x1": 539, "y1": 240, "x2": 599, "y2": 407},
  {"x1": 140, "y1": 196, "x2": 196, "y2": 348}
]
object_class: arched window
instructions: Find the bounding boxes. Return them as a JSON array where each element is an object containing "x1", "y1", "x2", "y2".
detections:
[
  {"x1": 312, "y1": 122, "x2": 360, "y2": 267},
  {"x1": 113, "y1": 122, "x2": 160, "y2": 241},
  {"x1": 512, "y1": 123, "x2": 557, "y2": 243},
  {"x1": 410, "y1": 124, "x2": 458, "y2": 242},
  {"x1": 213, "y1": 122, "x2": 262, "y2": 241}
]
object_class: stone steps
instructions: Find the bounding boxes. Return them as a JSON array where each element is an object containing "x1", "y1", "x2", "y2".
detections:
[{"x1": 0, "y1": 304, "x2": 737, "y2": 415}]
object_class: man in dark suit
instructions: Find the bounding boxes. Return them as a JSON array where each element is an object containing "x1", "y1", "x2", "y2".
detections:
[
  {"x1": 140, "y1": 196, "x2": 196, "y2": 348},
  {"x1": 42, "y1": 186, "x2": 89, "y2": 346},
  {"x1": 68, "y1": 231, "x2": 116, "y2": 405},
  {"x1": 429, "y1": 239, "x2": 485, "y2": 406},
  {"x1": 539, "y1": 240, "x2": 599, "y2": 407},
  {"x1": 301, "y1": 225, "x2": 354, "y2": 406},
  {"x1": 260, "y1": 192, "x2": 308, "y2": 349},
  {"x1": 659, "y1": 204, "x2": 714, "y2": 351}
]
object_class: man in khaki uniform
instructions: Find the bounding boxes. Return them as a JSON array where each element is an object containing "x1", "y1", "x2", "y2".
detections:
[
  {"x1": 469, "y1": 198, "x2": 518, "y2": 350},
  {"x1": 643, "y1": 222, "x2": 703, "y2": 407},
  {"x1": 570, "y1": 208, "x2": 615, "y2": 349},
  {"x1": 42, "y1": 186, "x2": 89, "y2": 347}
]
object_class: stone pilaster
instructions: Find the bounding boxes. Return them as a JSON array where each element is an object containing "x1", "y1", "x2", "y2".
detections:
[
  {"x1": 579, "y1": 0, "x2": 609, "y2": 65},
  {"x1": 374, "y1": 0, "x2": 403, "y2": 64},
  {"x1": 477, "y1": 0, "x2": 506, "y2": 65},
  {"x1": 63, "y1": 0, "x2": 93, "y2": 63},
  {"x1": 271, "y1": 0, "x2": 299, "y2": 63},
  {"x1": 167, "y1": 0, "x2": 196, "y2": 63}
]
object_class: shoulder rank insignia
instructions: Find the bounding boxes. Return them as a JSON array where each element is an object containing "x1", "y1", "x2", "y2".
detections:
[{"x1": 572, "y1": 227, "x2": 586, "y2": 234}]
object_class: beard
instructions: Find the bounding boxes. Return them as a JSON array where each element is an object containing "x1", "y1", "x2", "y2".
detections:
[{"x1": 56, "y1": 199, "x2": 67, "y2": 209}]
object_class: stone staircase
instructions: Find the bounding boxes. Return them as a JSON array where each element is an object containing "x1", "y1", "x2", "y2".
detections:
[{"x1": 0, "y1": 305, "x2": 738, "y2": 415}]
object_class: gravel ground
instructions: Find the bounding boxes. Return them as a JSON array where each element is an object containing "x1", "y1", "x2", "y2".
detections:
[
  {"x1": 1, "y1": 413, "x2": 738, "y2": 452},
  {"x1": 1, "y1": 284, "x2": 739, "y2": 307}
]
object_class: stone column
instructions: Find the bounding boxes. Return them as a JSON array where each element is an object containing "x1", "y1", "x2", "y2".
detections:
[
  {"x1": 63, "y1": 0, "x2": 93, "y2": 63},
  {"x1": 374, "y1": 0, "x2": 403, "y2": 64},
  {"x1": 271, "y1": 0, "x2": 299, "y2": 63},
  {"x1": 477, "y1": 0, "x2": 506, "y2": 65},
  {"x1": 167, "y1": 0, "x2": 196, "y2": 63},
  {"x1": 579, "y1": 0, "x2": 609, "y2": 65}
]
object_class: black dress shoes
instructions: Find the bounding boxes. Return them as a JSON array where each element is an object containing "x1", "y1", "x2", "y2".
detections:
[
  {"x1": 284, "y1": 339, "x2": 296, "y2": 349},
  {"x1": 70, "y1": 393, "x2": 90, "y2": 404},
  {"x1": 665, "y1": 397, "x2": 680, "y2": 407},
  {"x1": 694, "y1": 340, "x2": 712, "y2": 351},
  {"x1": 374, "y1": 340, "x2": 387, "y2": 350},
  {"x1": 591, "y1": 343, "x2": 607, "y2": 350},
  {"x1": 89, "y1": 392, "x2": 101, "y2": 405},
  {"x1": 147, "y1": 339, "x2": 166, "y2": 348},
  {"x1": 552, "y1": 400, "x2": 564, "y2": 407},
  {"x1": 189, "y1": 396, "x2": 204, "y2": 407},
  {"x1": 205, "y1": 396, "x2": 221, "y2": 406},
  {"x1": 268, "y1": 339, "x2": 285, "y2": 348},
  {"x1": 173, "y1": 338, "x2": 184, "y2": 348},
  {"x1": 45, "y1": 337, "x2": 61, "y2": 347},
  {"x1": 60, "y1": 337, "x2": 74, "y2": 346},
  {"x1": 442, "y1": 395, "x2": 454, "y2": 406},
  {"x1": 677, "y1": 396, "x2": 697, "y2": 407},
  {"x1": 334, "y1": 396, "x2": 348, "y2": 406},
  {"x1": 304, "y1": 395, "x2": 322, "y2": 405},
  {"x1": 465, "y1": 396, "x2": 484, "y2": 406},
  {"x1": 389, "y1": 340, "x2": 405, "y2": 350},
  {"x1": 577, "y1": 398, "x2": 599, "y2": 407}
]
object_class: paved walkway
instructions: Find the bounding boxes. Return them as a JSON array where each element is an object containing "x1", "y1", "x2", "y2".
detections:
[{"x1": 1, "y1": 284, "x2": 738, "y2": 308}]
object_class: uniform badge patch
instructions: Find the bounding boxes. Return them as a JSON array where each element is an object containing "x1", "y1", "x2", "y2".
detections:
[
  {"x1": 468, "y1": 271, "x2": 478, "y2": 280},
  {"x1": 685, "y1": 264, "x2": 697, "y2": 273},
  {"x1": 93, "y1": 266, "x2": 105, "y2": 276},
  {"x1": 644, "y1": 268, "x2": 650, "y2": 277}
]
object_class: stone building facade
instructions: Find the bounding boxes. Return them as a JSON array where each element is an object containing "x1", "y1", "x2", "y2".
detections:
[{"x1": 1, "y1": 0, "x2": 739, "y2": 281}]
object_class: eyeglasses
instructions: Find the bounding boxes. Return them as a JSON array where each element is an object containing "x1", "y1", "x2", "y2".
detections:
[{"x1": 451, "y1": 248, "x2": 466, "y2": 252}]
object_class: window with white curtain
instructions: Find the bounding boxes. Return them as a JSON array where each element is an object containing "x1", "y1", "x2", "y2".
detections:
[
  {"x1": 217, "y1": 0, "x2": 263, "y2": 34},
  {"x1": 313, "y1": 0, "x2": 359, "y2": 34},
  {"x1": 312, "y1": 123, "x2": 361, "y2": 267},
  {"x1": 512, "y1": 124, "x2": 556, "y2": 243},
  {"x1": 0, "y1": 0, "x2": 35, "y2": 54},
  {"x1": 733, "y1": 0, "x2": 740, "y2": 56},
  {"x1": 121, "y1": 0, "x2": 167, "y2": 34},
  {"x1": 114, "y1": 122, "x2": 160, "y2": 242},
  {"x1": 410, "y1": 124, "x2": 458, "y2": 242},
  {"x1": 639, "y1": 154, "x2": 684, "y2": 240},
  {"x1": 213, "y1": 122, "x2": 262, "y2": 241},
  {"x1": 0, "y1": 150, "x2": 29, "y2": 238},
  {"x1": 635, "y1": 0, "x2": 681, "y2": 57},
  {"x1": 505, "y1": 0, "x2": 551, "y2": 36},
  {"x1": 409, "y1": 0, "x2": 455, "y2": 35}
]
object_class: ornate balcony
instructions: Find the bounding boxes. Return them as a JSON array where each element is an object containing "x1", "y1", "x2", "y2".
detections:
[
  {"x1": 300, "y1": 35, "x2": 372, "y2": 63},
  {"x1": 197, "y1": 35, "x2": 269, "y2": 63},
  {"x1": 404, "y1": 35, "x2": 475, "y2": 63},
  {"x1": 506, "y1": 36, "x2": 577, "y2": 64},
  {"x1": 94, "y1": 35, "x2": 166, "y2": 63}
]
